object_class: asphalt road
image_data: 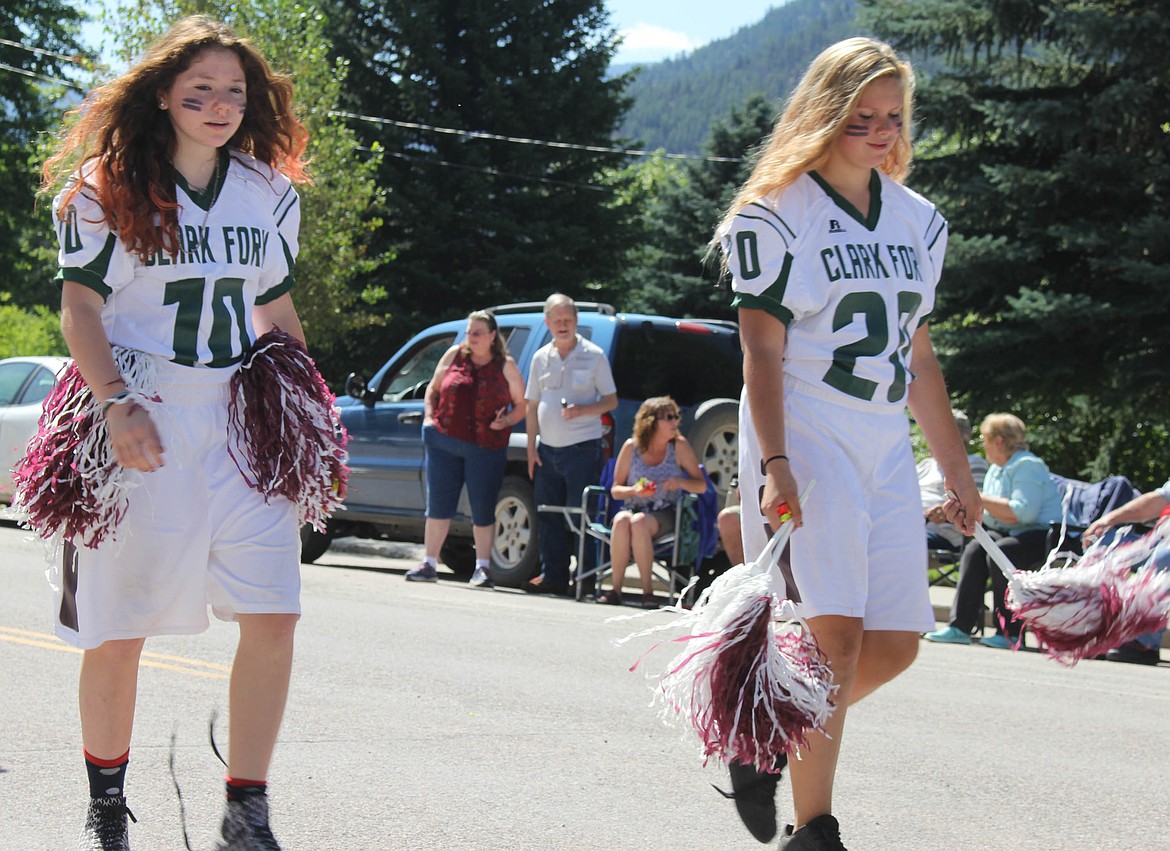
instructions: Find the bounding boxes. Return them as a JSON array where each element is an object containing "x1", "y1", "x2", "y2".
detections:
[{"x1": 1, "y1": 519, "x2": 1168, "y2": 850}]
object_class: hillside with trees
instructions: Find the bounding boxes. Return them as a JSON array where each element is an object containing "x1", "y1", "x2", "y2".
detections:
[{"x1": 618, "y1": 0, "x2": 859, "y2": 154}]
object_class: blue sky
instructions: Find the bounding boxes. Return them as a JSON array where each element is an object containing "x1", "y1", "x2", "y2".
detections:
[{"x1": 606, "y1": 0, "x2": 782, "y2": 65}]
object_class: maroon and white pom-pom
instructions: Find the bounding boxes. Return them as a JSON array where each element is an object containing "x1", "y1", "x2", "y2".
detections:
[
  {"x1": 616, "y1": 484, "x2": 835, "y2": 767},
  {"x1": 977, "y1": 522, "x2": 1170, "y2": 665},
  {"x1": 12, "y1": 347, "x2": 158, "y2": 548},
  {"x1": 227, "y1": 328, "x2": 349, "y2": 532}
]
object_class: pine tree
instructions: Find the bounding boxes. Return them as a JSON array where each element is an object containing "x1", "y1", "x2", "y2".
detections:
[
  {"x1": 865, "y1": 0, "x2": 1170, "y2": 486},
  {"x1": 324, "y1": 0, "x2": 635, "y2": 362},
  {"x1": 0, "y1": 2, "x2": 90, "y2": 308},
  {"x1": 620, "y1": 94, "x2": 777, "y2": 319}
]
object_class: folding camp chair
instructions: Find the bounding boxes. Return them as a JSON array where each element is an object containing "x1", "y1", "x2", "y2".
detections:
[
  {"x1": 539, "y1": 461, "x2": 718, "y2": 603},
  {"x1": 928, "y1": 537, "x2": 963, "y2": 587},
  {"x1": 965, "y1": 473, "x2": 1143, "y2": 635},
  {"x1": 1044, "y1": 474, "x2": 1142, "y2": 562}
]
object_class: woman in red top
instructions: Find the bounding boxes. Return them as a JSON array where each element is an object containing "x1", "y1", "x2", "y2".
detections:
[{"x1": 406, "y1": 310, "x2": 526, "y2": 587}]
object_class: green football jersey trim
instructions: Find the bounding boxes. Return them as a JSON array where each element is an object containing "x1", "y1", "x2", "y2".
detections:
[
  {"x1": 731, "y1": 251, "x2": 795, "y2": 325},
  {"x1": 809, "y1": 170, "x2": 883, "y2": 231},
  {"x1": 57, "y1": 232, "x2": 117, "y2": 299}
]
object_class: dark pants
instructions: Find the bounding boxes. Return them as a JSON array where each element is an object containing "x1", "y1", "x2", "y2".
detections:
[
  {"x1": 534, "y1": 439, "x2": 602, "y2": 587},
  {"x1": 950, "y1": 528, "x2": 1050, "y2": 637}
]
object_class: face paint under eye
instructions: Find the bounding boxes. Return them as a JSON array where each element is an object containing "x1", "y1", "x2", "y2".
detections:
[
  {"x1": 843, "y1": 122, "x2": 869, "y2": 137},
  {"x1": 180, "y1": 97, "x2": 204, "y2": 112}
]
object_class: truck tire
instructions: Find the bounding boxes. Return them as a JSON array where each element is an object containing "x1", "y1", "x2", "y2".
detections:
[
  {"x1": 300, "y1": 523, "x2": 334, "y2": 564},
  {"x1": 490, "y1": 475, "x2": 540, "y2": 587},
  {"x1": 687, "y1": 399, "x2": 739, "y2": 501},
  {"x1": 439, "y1": 540, "x2": 475, "y2": 577}
]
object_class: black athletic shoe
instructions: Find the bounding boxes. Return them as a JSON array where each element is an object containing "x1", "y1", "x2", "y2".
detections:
[
  {"x1": 712, "y1": 752, "x2": 787, "y2": 843},
  {"x1": 1105, "y1": 640, "x2": 1161, "y2": 665},
  {"x1": 216, "y1": 792, "x2": 282, "y2": 851},
  {"x1": 778, "y1": 814, "x2": 848, "y2": 850},
  {"x1": 79, "y1": 795, "x2": 135, "y2": 851}
]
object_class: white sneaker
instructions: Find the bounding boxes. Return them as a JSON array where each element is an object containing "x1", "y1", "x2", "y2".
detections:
[
  {"x1": 469, "y1": 565, "x2": 493, "y2": 588},
  {"x1": 405, "y1": 562, "x2": 438, "y2": 582}
]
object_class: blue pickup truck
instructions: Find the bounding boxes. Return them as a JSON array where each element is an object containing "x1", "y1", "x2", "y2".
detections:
[{"x1": 302, "y1": 303, "x2": 743, "y2": 587}]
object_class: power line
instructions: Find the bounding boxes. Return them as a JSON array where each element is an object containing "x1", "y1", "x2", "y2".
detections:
[
  {"x1": 332, "y1": 109, "x2": 741, "y2": 163},
  {"x1": 376, "y1": 148, "x2": 613, "y2": 193},
  {"x1": 0, "y1": 37, "x2": 89, "y2": 65},
  {"x1": 0, "y1": 62, "x2": 84, "y2": 90}
]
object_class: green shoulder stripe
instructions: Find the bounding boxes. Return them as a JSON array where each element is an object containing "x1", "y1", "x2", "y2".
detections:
[
  {"x1": 731, "y1": 291, "x2": 793, "y2": 325},
  {"x1": 57, "y1": 233, "x2": 117, "y2": 299}
]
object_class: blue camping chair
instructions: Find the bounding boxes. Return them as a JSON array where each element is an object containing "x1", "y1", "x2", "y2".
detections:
[
  {"x1": 541, "y1": 459, "x2": 718, "y2": 603},
  {"x1": 932, "y1": 473, "x2": 1142, "y2": 585}
]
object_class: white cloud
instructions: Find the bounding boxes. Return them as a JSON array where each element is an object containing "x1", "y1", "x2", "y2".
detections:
[{"x1": 615, "y1": 23, "x2": 698, "y2": 64}]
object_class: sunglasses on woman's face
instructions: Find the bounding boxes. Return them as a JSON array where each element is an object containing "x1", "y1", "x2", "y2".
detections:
[{"x1": 657, "y1": 413, "x2": 680, "y2": 421}]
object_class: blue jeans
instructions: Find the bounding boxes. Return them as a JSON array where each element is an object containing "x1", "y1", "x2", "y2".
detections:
[
  {"x1": 1101, "y1": 526, "x2": 1170, "y2": 649},
  {"x1": 423, "y1": 425, "x2": 507, "y2": 526},
  {"x1": 534, "y1": 439, "x2": 602, "y2": 587}
]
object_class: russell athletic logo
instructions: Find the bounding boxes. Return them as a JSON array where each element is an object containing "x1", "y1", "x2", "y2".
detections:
[{"x1": 828, "y1": 219, "x2": 846, "y2": 234}]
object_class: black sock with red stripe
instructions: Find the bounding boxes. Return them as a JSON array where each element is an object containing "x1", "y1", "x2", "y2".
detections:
[
  {"x1": 85, "y1": 749, "x2": 129, "y2": 799},
  {"x1": 225, "y1": 776, "x2": 268, "y2": 802}
]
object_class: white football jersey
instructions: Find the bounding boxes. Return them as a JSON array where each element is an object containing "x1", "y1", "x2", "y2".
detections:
[
  {"x1": 722, "y1": 170, "x2": 946, "y2": 410},
  {"x1": 53, "y1": 149, "x2": 300, "y2": 368}
]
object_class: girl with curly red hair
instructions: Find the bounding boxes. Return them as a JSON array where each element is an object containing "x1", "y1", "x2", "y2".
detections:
[{"x1": 41, "y1": 15, "x2": 311, "y2": 850}]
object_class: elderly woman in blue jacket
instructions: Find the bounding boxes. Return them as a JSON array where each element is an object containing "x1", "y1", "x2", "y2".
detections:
[{"x1": 924, "y1": 413, "x2": 1064, "y2": 648}]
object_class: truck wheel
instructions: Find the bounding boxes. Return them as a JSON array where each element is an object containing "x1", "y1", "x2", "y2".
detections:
[
  {"x1": 688, "y1": 399, "x2": 739, "y2": 501},
  {"x1": 490, "y1": 475, "x2": 540, "y2": 587},
  {"x1": 439, "y1": 540, "x2": 475, "y2": 577},
  {"x1": 300, "y1": 523, "x2": 333, "y2": 564}
]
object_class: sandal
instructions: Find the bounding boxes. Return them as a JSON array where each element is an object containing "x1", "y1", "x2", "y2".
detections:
[
  {"x1": 641, "y1": 593, "x2": 658, "y2": 609},
  {"x1": 597, "y1": 590, "x2": 623, "y2": 605}
]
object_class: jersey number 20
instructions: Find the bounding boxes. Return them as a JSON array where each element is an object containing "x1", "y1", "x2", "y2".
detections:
[{"x1": 823, "y1": 290, "x2": 922, "y2": 403}]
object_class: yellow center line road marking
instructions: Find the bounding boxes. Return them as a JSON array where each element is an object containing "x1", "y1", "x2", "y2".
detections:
[{"x1": 0, "y1": 626, "x2": 229, "y2": 679}]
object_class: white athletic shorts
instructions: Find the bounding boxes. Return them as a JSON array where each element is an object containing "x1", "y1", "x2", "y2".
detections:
[
  {"x1": 739, "y1": 376, "x2": 934, "y2": 632},
  {"x1": 51, "y1": 359, "x2": 301, "y2": 650}
]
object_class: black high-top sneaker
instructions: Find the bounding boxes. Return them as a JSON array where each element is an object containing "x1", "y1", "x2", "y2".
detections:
[{"x1": 78, "y1": 795, "x2": 135, "y2": 851}]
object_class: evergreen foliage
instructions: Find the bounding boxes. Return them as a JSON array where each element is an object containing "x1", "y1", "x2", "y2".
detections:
[
  {"x1": 0, "y1": 1, "x2": 91, "y2": 308},
  {"x1": 618, "y1": 94, "x2": 777, "y2": 319},
  {"x1": 99, "y1": 0, "x2": 384, "y2": 383},
  {"x1": 863, "y1": 0, "x2": 1170, "y2": 488},
  {"x1": 619, "y1": 0, "x2": 859, "y2": 154},
  {"x1": 322, "y1": 0, "x2": 637, "y2": 369}
]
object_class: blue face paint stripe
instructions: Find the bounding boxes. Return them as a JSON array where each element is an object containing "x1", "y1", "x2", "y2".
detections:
[
  {"x1": 180, "y1": 98, "x2": 203, "y2": 112},
  {"x1": 843, "y1": 123, "x2": 869, "y2": 137}
]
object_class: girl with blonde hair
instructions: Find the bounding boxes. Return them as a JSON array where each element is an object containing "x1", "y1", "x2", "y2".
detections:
[{"x1": 716, "y1": 37, "x2": 981, "y2": 849}]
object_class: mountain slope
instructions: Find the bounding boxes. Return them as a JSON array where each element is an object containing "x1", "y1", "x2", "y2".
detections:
[{"x1": 617, "y1": 0, "x2": 860, "y2": 154}]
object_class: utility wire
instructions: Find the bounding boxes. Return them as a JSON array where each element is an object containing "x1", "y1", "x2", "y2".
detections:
[
  {"x1": 0, "y1": 37, "x2": 89, "y2": 65},
  {"x1": 377, "y1": 148, "x2": 612, "y2": 193},
  {"x1": 333, "y1": 109, "x2": 740, "y2": 163},
  {"x1": 0, "y1": 62, "x2": 84, "y2": 90},
  {"x1": 0, "y1": 36, "x2": 742, "y2": 165}
]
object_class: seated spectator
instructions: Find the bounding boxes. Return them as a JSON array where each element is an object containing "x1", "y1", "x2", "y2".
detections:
[
  {"x1": 717, "y1": 475, "x2": 745, "y2": 567},
  {"x1": 1082, "y1": 480, "x2": 1170, "y2": 664},
  {"x1": 597, "y1": 396, "x2": 707, "y2": 608},
  {"x1": 920, "y1": 409, "x2": 989, "y2": 549},
  {"x1": 923, "y1": 413, "x2": 1064, "y2": 648}
]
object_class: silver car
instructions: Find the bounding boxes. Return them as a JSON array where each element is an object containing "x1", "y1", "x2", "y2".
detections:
[{"x1": 0, "y1": 356, "x2": 70, "y2": 504}]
